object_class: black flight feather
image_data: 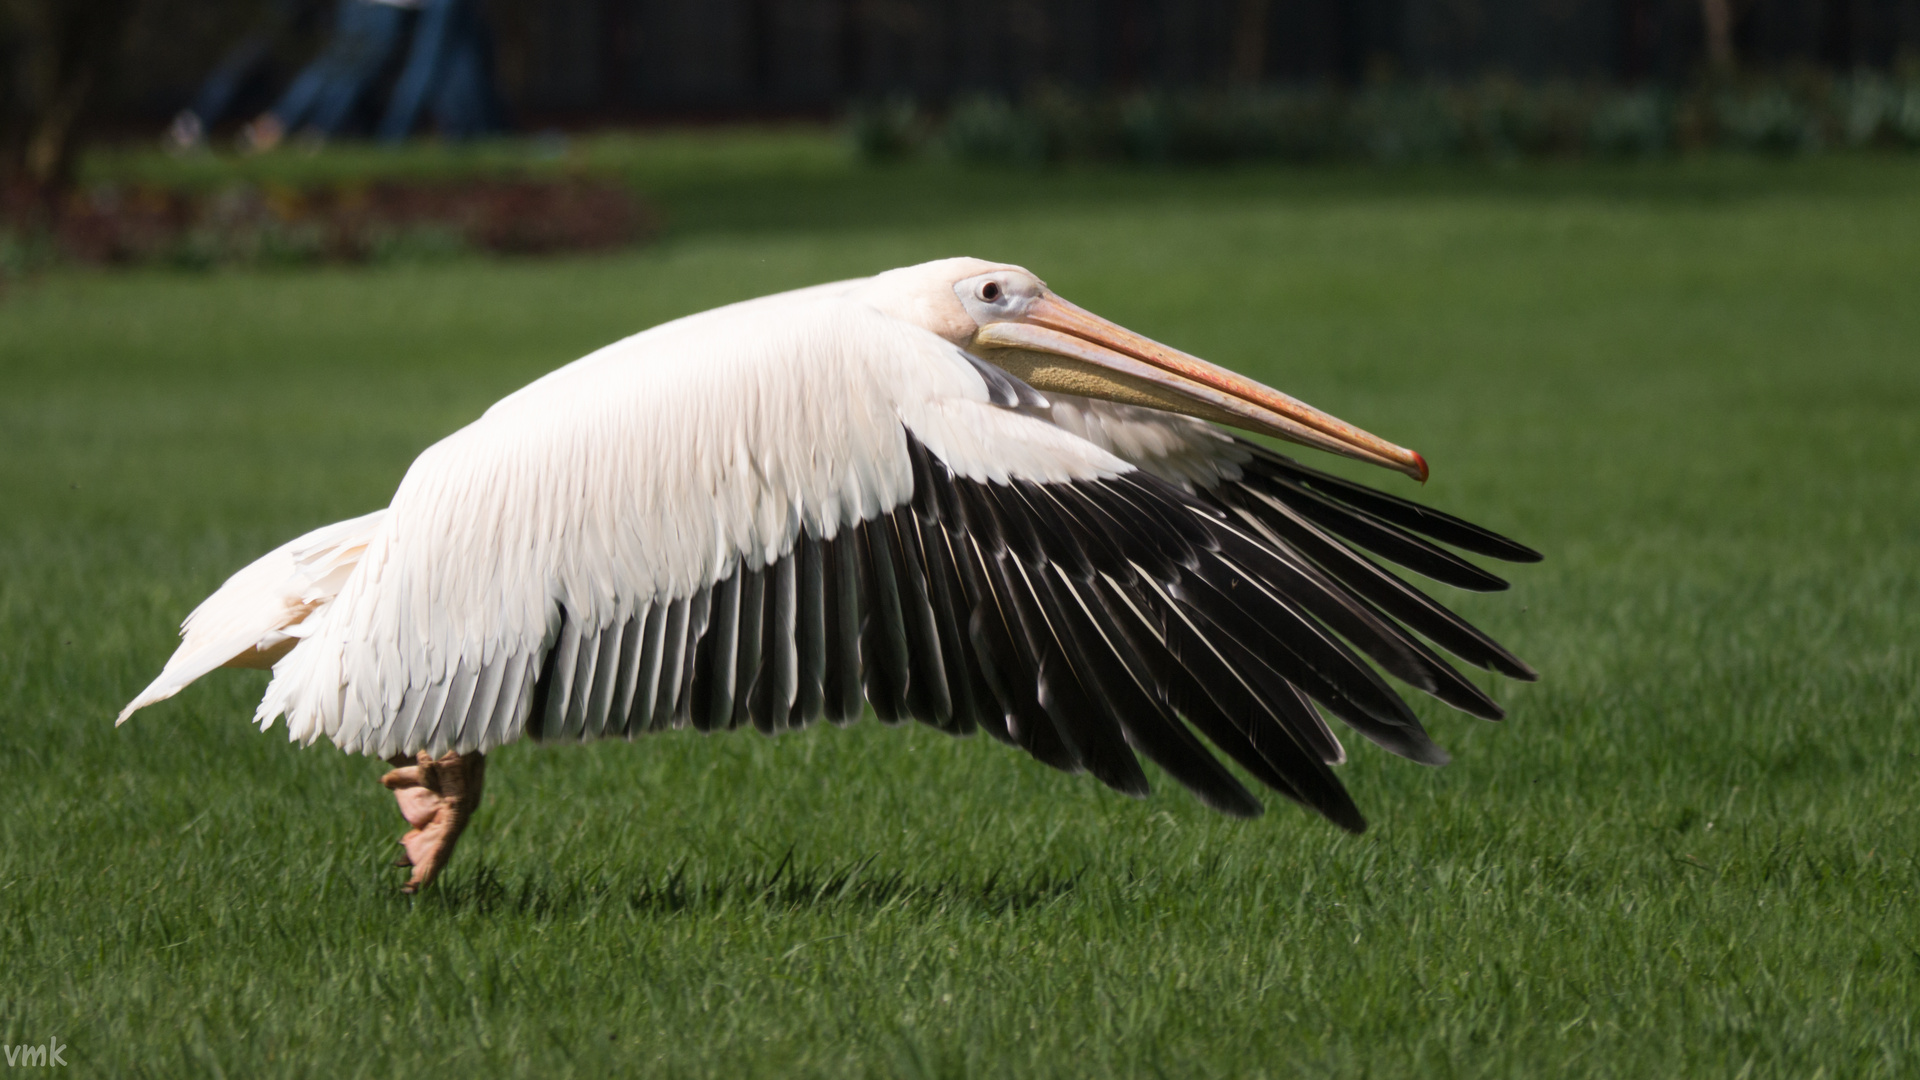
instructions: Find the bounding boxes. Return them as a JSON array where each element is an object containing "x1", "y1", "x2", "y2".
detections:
[{"x1": 524, "y1": 426, "x2": 1534, "y2": 837}]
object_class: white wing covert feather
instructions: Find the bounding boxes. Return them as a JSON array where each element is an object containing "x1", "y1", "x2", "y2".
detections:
[
  {"x1": 115, "y1": 511, "x2": 386, "y2": 725},
  {"x1": 1042, "y1": 395, "x2": 1252, "y2": 491},
  {"x1": 254, "y1": 294, "x2": 1130, "y2": 757}
]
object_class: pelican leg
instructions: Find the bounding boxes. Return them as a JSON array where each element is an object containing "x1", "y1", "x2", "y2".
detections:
[{"x1": 379, "y1": 750, "x2": 486, "y2": 894}]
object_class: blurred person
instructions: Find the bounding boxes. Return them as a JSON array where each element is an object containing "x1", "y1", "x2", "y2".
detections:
[
  {"x1": 167, "y1": 0, "x2": 325, "y2": 150},
  {"x1": 241, "y1": 0, "x2": 421, "y2": 152},
  {"x1": 377, "y1": 0, "x2": 505, "y2": 142}
]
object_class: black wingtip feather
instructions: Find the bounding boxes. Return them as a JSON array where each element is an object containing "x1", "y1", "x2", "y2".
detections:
[
  {"x1": 1241, "y1": 442, "x2": 1543, "y2": 564},
  {"x1": 1243, "y1": 471, "x2": 1515, "y2": 592},
  {"x1": 572, "y1": 428, "x2": 1532, "y2": 839}
]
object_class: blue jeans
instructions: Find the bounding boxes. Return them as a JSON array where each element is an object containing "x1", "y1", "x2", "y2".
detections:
[
  {"x1": 378, "y1": 0, "x2": 504, "y2": 142},
  {"x1": 269, "y1": 0, "x2": 411, "y2": 135},
  {"x1": 189, "y1": 0, "x2": 318, "y2": 127}
]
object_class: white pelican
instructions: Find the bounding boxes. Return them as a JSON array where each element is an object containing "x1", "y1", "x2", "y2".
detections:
[{"x1": 119, "y1": 257, "x2": 1537, "y2": 893}]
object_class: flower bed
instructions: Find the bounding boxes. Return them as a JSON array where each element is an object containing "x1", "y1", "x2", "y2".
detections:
[{"x1": 3, "y1": 176, "x2": 655, "y2": 270}]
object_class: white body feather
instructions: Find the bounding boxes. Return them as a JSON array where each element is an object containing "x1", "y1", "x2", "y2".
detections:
[{"x1": 122, "y1": 268, "x2": 1234, "y2": 757}]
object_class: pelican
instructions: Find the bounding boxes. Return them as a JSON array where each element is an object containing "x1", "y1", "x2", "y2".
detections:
[{"x1": 119, "y1": 257, "x2": 1538, "y2": 893}]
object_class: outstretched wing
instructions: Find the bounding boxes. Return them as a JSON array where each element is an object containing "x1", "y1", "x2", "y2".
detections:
[
  {"x1": 238, "y1": 297, "x2": 1535, "y2": 832},
  {"x1": 519, "y1": 419, "x2": 1538, "y2": 833},
  {"x1": 1042, "y1": 393, "x2": 1539, "y2": 704},
  {"x1": 252, "y1": 295, "x2": 1127, "y2": 759}
]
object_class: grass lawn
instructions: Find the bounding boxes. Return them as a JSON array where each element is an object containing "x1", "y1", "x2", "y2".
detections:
[{"x1": 4, "y1": 141, "x2": 1919, "y2": 1077}]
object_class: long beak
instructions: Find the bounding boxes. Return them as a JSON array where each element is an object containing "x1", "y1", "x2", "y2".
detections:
[{"x1": 971, "y1": 292, "x2": 1428, "y2": 482}]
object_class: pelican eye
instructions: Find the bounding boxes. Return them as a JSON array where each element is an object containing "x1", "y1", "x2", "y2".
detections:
[{"x1": 979, "y1": 281, "x2": 1002, "y2": 302}]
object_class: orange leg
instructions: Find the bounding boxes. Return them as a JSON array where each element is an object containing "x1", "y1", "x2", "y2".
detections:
[{"x1": 380, "y1": 750, "x2": 486, "y2": 894}]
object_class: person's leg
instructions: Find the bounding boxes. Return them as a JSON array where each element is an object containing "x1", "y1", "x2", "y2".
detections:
[
  {"x1": 378, "y1": 0, "x2": 459, "y2": 142},
  {"x1": 262, "y1": 45, "x2": 338, "y2": 133},
  {"x1": 306, "y1": 1, "x2": 411, "y2": 136},
  {"x1": 186, "y1": 36, "x2": 269, "y2": 131},
  {"x1": 255, "y1": 0, "x2": 362, "y2": 132},
  {"x1": 429, "y1": 2, "x2": 505, "y2": 139},
  {"x1": 185, "y1": 0, "x2": 316, "y2": 136},
  {"x1": 246, "y1": 0, "x2": 362, "y2": 148},
  {"x1": 429, "y1": 40, "x2": 491, "y2": 138}
]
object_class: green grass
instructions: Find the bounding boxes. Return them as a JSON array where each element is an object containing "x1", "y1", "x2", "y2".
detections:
[{"x1": 4, "y1": 147, "x2": 1920, "y2": 1077}]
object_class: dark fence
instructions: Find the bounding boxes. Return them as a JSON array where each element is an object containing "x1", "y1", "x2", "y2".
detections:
[{"x1": 106, "y1": 0, "x2": 1920, "y2": 125}]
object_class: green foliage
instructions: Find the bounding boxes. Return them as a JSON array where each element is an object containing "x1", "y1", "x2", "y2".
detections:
[
  {"x1": 1589, "y1": 90, "x2": 1674, "y2": 158},
  {"x1": 3, "y1": 154, "x2": 1920, "y2": 1077},
  {"x1": 859, "y1": 76, "x2": 1920, "y2": 167},
  {"x1": 1716, "y1": 88, "x2": 1824, "y2": 156},
  {"x1": 847, "y1": 98, "x2": 933, "y2": 163},
  {"x1": 1836, "y1": 74, "x2": 1920, "y2": 148}
]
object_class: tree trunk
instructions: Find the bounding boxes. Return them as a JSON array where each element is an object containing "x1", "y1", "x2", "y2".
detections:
[
  {"x1": 1701, "y1": 0, "x2": 1735, "y2": 75},
  {"x1": 1230, "y1": 0, "x2": 1270, "y2": 88},
  {"x1": 2, "y1": 0, "x2": 139, "y2": 201}
]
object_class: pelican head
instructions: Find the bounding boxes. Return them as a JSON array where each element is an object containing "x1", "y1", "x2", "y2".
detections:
[{"x1": 854, "y1": 257, "x2": 1428, "y2": 482}]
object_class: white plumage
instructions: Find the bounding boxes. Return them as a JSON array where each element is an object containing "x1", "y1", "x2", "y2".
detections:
[
  {"x1": 121, "y1": 256, "x2": 1538, "y2": 890},
  {"x1": 131, "y1": 264, "x2": 1126, "y2": 754}
]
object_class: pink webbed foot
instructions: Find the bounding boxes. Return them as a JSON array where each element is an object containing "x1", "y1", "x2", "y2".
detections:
[{"x1": 380, "y1": 750, "x2": 486, "y2": 894}]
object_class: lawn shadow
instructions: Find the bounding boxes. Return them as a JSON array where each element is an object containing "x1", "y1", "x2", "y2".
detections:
[{"x1": 418, "y1": 848, "x2": 1082, "y2": 921}]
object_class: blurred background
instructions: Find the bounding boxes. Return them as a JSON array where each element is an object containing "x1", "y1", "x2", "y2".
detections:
[
  {"x1": 3, "y1": 0, "x2": 1920, "y2": 266},
  {"x1": 17, "y1": 0, "x2": 1920, "y2": 126}
]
